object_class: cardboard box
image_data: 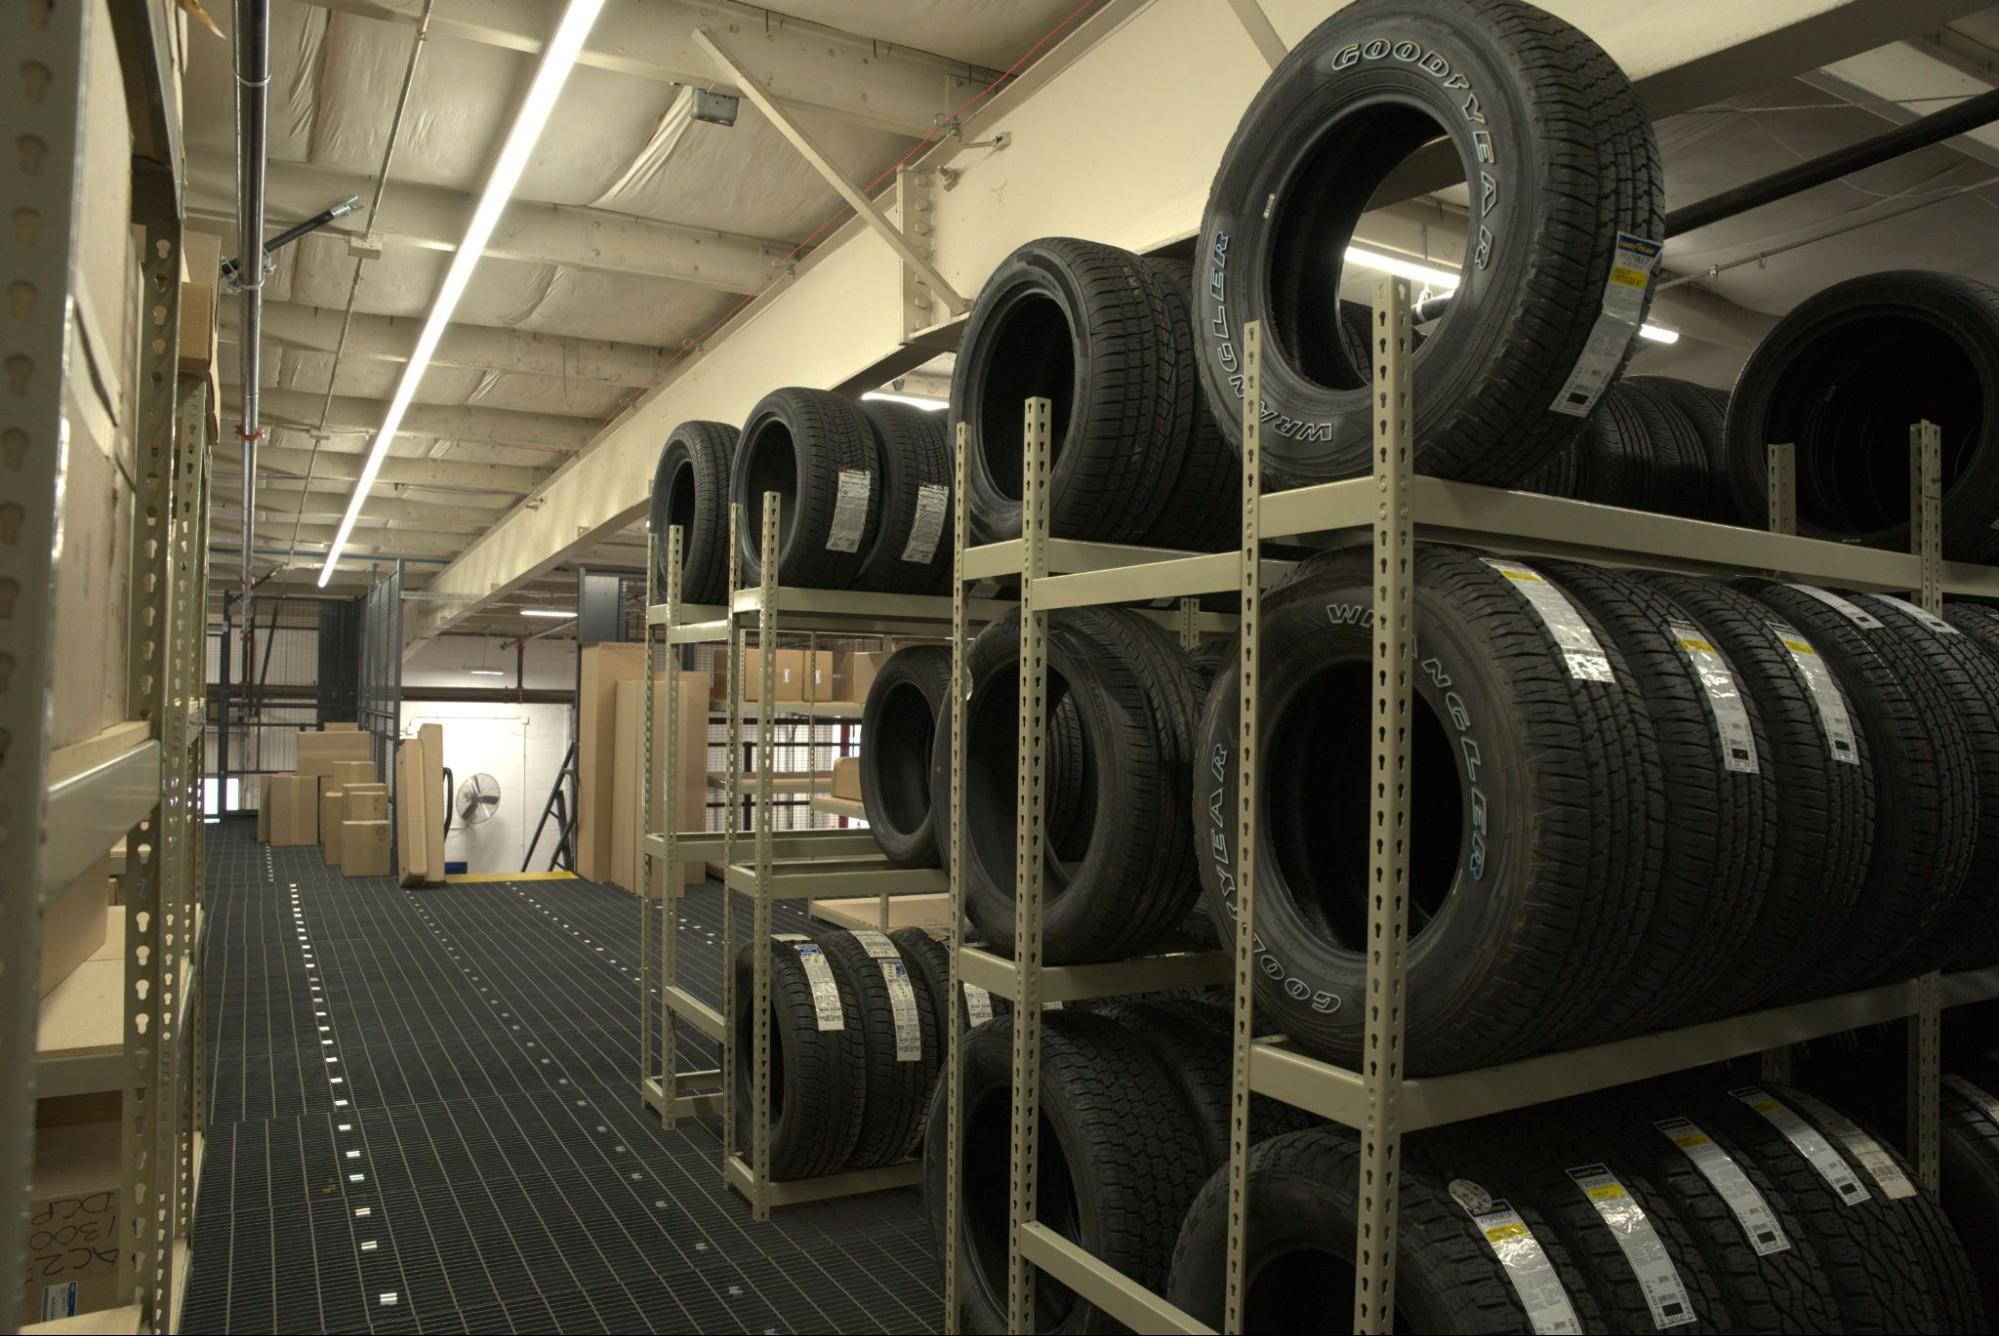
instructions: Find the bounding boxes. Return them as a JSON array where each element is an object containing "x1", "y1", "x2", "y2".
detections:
[
  {"x1": 831, "y1": 755, "x2": 861, "y2": 801},
  {"x1": 709, "y1": 648, "x2": 809, "y2": 702},
  {"x1": 577, "y1": 644, "x2": 645, "y2": 880},
  {"x1": 331, "y1": 759, "x2": 376, "y2": 790},
  {"x1": 838, "y1": 651, "x2": 892, "y2": 704},
  {"x1": 323, "y1": 722, "x2": 360, "y2": 731},
  {"x1": 611, "y1": 674, "x2": 712, "y2": 894},
  {"x1": 40, "y1": 858, "x2": 110, "y2": 998},
  {"x1": 805, "y1": 650, "x2": 837, "y2": 701},
  {"x1": 419, "y1": 723, "x2": 445, "y2": 881},
  {"x1": 320, "y1": 788, "x2": 345, "y2": 865},
  {"x1": 346, "y1": 786, "x2": 387, "y2": 822},
  {"x1": 267, "y1": 774, "x2": 319, "y2": 846},
  {"x1": 20, "y1": 1120, "x2": 120, "y2": 1327},
  {"x1": 296, "y1": 730, "x2": 372, "y2": 779},
  {"x1": 342, "y1": 820, "x2": 391, "y2": 877},
  {"x1": 395, "y1": 743, "x2": 429, "y2": 887}
]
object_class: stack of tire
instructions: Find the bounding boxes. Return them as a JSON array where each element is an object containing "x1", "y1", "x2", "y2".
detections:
[
  {"x1": 1525, "y1": 377, "x2": 1740, "y2": 523},
  {"x1": 647, "y1": 390, "x2": 954, "y2": 605},
  {"x1": 732, "y1": 924, "x2": 1005, "y2": 1180}
]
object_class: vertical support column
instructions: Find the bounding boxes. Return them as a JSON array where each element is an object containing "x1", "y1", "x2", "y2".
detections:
[
  {"x1": 642, "y1": 531, "x2": 658, "y2": 1096},
  {"x1": 659, "y1": 527, "x2": 684, "y2": 1126},
  {"x1": 1007, "y1": 398, "x2": 1053, "y2": 1334},
  {"x1": 721, "y1": 501, "x2": 744, "y2": 1169},
  {"x1": 1177, "y1": 597, "x2": 1199, "y2": 651},
  {"x1": 1354, "y1": 276, "x2": 1416, "y2": 1335},
  {"x1": 1223, "y1": 322, "x2": 1264, "y2": 1336},
  {"x1": 1760, "y1": 440, "x2": 1796, "y2": 1087},
  {"x1": 1908, "y1": 419, "x2": 1943, "y2": 1192},
  {"x1": 946, "y1": 422, "x2": 971, "y2": 1335},
  {"x1": 170, "y1": 381, "x2": 210, "y2": 1249},
  {"x1": 750, "y1": 492, "x2": 780, "y2": 1219}
]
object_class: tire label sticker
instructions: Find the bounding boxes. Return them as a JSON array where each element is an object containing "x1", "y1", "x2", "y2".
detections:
[
  {"x1": 963, "y1": 982, "x2": 995, "y2": 1025},
  {"x1": 1730, "y1": 1086, "x2": 1867, "y2": 1204},
  {"x1": 1483, "y1": 559, "x2": 1615, "y2": 682},
  {"x1": 1669, "y1": 622, "x2": 1759, "y2": 773},
  {"x1": 826, "y1": 469, "x2": 873, "y2": 553},
  {"x1": 1944, "y1": 1073, "x2": 1999, "y2": 1126},
  {"x1": 1766, "y1": 622, "x2": 1859, "y2": 765},
  {"x1": 1654, "y1": 1118, "x2": 1789, "y2": 1254},
  {"x1": 1786, "y1": 583, "x2": 1883, "y2": 629},
  {"x1": 852, "y1": 930, "x2": 922, "y2": 1061},
  {"x1": 1450, "y1": 1181, "x2": 1583, "y2": 1335},
  {"x1": 901, "y1": 483, "x2": 950, "y2": 565},
  {"x1": 1873, "y1": 592, "x2": 1960, "y2": 636},
  {"x1": 1786, "y1": 1090, "x2": 1916, "y2": 1200},
  {"x1": 1550, "y1": 233, "x2": 1662, "y2": 417},
  {"x1": 1566, "y1": 1163, "x2": 1696, "y2": 1328},
  {"x1": 788, "y1": 941, "x2": 844, "y2": 1031}
]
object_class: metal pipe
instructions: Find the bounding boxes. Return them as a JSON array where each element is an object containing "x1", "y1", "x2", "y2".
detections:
[
  {"x1": 1664, "y1": 87, "x2": 1999, "y2": 237},
  {"x1": 233, "y1": 0, "x2": 270, "y2": 731}
]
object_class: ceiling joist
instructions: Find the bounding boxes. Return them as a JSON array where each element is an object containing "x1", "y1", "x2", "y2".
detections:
[
  {"x1": 237, "y1": 385, "x2": 600, "y2": 451},
  {"x1": 217, "y1": 444, "x2": 544, "y2": 494}
]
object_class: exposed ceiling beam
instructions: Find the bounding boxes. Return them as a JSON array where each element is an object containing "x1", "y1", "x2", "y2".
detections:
[
  {"x1": 1804, "y1": 35, "x2": 1999, "y2": 170},
  {"x1": 235, "y1": 386, "x2": 600, "y2": 451},
  {"x1": 221, "y1": 300, "x2": 667, "y2": 390},
  {"x1": 187, "y1": 152, "x2": 788, "y2": 294},
  {"x1": 213, "y1": 485, "x2": 511, "y2": 528},
  {"x1": 213, "y1": 521, "x2": 471, "y2": 559},
  {"x1": 219, "y1": 444, "x2": 544, "y2": 494},
  {"x1": 878, "y1": 369, "x2": 952, "y2": 401},
  {"x1": 288, "y1": 0, "x2": 1001, "y2": 138}
]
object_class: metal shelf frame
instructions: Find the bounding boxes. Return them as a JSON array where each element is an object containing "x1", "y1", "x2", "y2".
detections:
[
  {"x1": 941, "y1": 277, "x2": 1988, "y2": 1336},
  {"x1": 640, "y1": 497, "x2": 978, "y2": 1221}
]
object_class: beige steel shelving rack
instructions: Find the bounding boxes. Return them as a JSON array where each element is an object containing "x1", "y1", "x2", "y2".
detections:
[
  {"x1": 3, "y1": 6, "x2": 211, "y2": 1330},
  {"x1": 940, "y1": 277, "x2": 1999, "y2": 1336}
]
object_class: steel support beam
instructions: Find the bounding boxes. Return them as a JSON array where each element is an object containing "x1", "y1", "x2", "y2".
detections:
[
  {"x1": 407, "y1": 0, "x2": 1957, "y2": 643},
  {"x1": 213, "y1": 521, "x2": 472, "y2": 559},
  {"x1": 288, "y1": 0, "x2": 999, "y2": 137},
  {"x1": 221, "y1": 443, "x2": 543, "y2": 493},
  {"x1": 237, "y1": 385, "x2": 598, "y2": 450},
  {"x1": 213, "y1": 484, "x2": 514, "y2": 527}
]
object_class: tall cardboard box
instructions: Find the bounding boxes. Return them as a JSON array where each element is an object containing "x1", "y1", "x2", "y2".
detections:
[
  {"x1": 577, "y1": 643, "x2": 645, "y2": 880},
  {"x1": 837, "y1": 650, "x2": 892, "y2": 703},
  {"x1": 320, "y1": 788, "x2": 345, "y2": 865},
  {"x1": 612, "y1": 674, "x2": 712, "y2": 893},
  {"x1": 19, "y1": 1120, "x2": 120, "y2": 1326},
  {"x1": 395, "y1": 743, "x2": 430, "y2": 886},
  {"x1": 268, "y1": 774, "x2": 319, "y2": 846},
  {"x1": 419, "y1": 723, "x2": 445, "y2": 878}
]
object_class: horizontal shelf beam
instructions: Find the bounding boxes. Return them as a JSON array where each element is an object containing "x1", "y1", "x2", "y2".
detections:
[
  {"x1": 663, "y1": 987, "x2": 725, "y2": 1042},
  {"x1": 723, "y1": 1153, "x2": 921, "y2": 1207},
  {"x1": 645, "y1": 829, "x2": 880, "y2": 861},
  {"x1": 1018, "y1": 1223, "x2": 1212, "y2": 1336},
  {"x1": 958, "y1": 945, "x2": 1230, "y2": 1004},
  {"x1": 722, "y1": 858, "x2": 949, "y2": 898},
  {"x1": 647, "y1": 601, "x2": 727, "y2": 627},
  {"x1": 44, "y1": 734, "x2": 159, "y2": 899}
]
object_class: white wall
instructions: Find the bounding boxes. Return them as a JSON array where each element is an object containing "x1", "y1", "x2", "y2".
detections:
[
  {"x1": 402, "y1": 635, "x2": 578, "y2": 691},
  {"x1": 401, "y1": 700, "x2": 572, "y2": 875}
]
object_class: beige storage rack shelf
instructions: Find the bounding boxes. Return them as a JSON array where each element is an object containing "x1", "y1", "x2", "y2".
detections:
[{"x1": 938, "y1": 280, "x2": 1999, "y2": 1336}]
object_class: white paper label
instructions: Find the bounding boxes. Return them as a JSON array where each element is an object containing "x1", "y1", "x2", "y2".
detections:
[
  {"x1": 1767, "y1": 622, "x2": 1860, "y2": 765},
  {"x1": 1655, "y1": 1118, "x2": 1789, "y2": 1255},
  {"x1": 789, "y1": 940, "x2": 844, "y2": 1031},
  {"x1": 826, "y1": 468, "x2": 873, "y2": 553},
  {"x1": 852, "y1": 930, "x2": 922, "y2": 1061},
  {"x1": 1873, "y1": 593, "x2": 1959, "y2": 637},
  {"x1": 41, "y1": 1282, "x2": 78, "y2": 1322},
  {"x1": 1551, "y1": 232, "x2": 1661, "y2": 416},
  {"x1": 1670, "y1": 621, "x2": 1759, "y2": 774},
  {"x1": 1787, "y1": 1090, "x2": 1916, "y2": 1200},
  {"x1": 1787, "y1": 583, "x2": 1883, "y2": 629},
  {"x1": 901, "y1": 483, "x2": 950, "y2": 564},
  {"x1": 964, "y1": 982, "x2": 995, "y2": 1025},
  {"x1": 1451, "y1": 1181, "x2": 1584, "y2": 1335},
  {"x1": 1945, "y1": 1074, "x2": 1999, "y2": 1126},
  {"x1": 1567, "y1": 1163, "x2": 1696, "y2": 1328},
  {"x1": 1485, "y1": 559, "x2": 1615, "y2": 682},
  {"x1": 1731, "y1": 1086, "x2": 1867, "y2": 1205}
]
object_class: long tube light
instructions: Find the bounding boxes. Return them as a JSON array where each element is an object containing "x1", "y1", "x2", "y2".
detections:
[
  {"x1": 1344, "y1": 243, "x2": 1679, "y2": 345},
  {"x1": 318, "y1": 0, "x2": 607, "y2": 586},
  {"x1": 519, "y1": 609, "x2": 577, "y2": 619}
]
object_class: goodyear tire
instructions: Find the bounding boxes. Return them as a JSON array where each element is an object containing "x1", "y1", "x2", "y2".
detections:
[
  {"x1": 859, "y1": 646, "x2": 952, "y2": 868},
  {"x1": 1196, "y1": 0, "x2": 1662, "y2": 488},
  {"x1": 648, "y1": 420, "x2": 737, "y2": 605},
  {"x1": 731, "y1": 933, "x2": 865, "y2": 1180},
  {"x1": 854, "y1": 400, "x2": 953, "y2": 595},
  {"x1": 730, "y1": 387, "x2": 880, "y2": 588},
  {"x1": 816, "y1": 929, "x2": 929, "y2": 1169},
  {"x1": 1192, "y1": 546, "x2": 1661, "y2": 1072}
]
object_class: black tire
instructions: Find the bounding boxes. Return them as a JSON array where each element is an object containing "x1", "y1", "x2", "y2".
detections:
[
  {"x1": 1640, "y1": 575, "x2": 1873, "y2": 1011},
  {"x1": 731, "y1": 933, "x2": 865, "y2": 1180},
  {"x1": 814, "y1": 928, "x2": 928, "y2": 1169},
  {"x1": 1134, "y1": 257, "x2": 1239, "y2": 553},
  {"x1": 730, "y1": 386, "x2": 880, "y2": 588},
  {"x1": 1192, "y1": 545, "x2": 1662, "y2": 1072},
  {"x1": 1725, "y1": 270, "x2": 1999, "y2": 562},
  {"x1": 890, "y1": 925, "x2": 1010, "y2": 1037},
  {"x1": 1196, "y1": 0, "x2": 1662, "y2": 489},
  {"x1": 1539, "y1": 562, "x2": 1774, "y2": 1032},
  {"x1": 1622, "y1": 379, "x2": 1720, "y2": 520},
  {"x1": 859, "y1": 647, "x2": 952, "y2": 868},
  {"x1": 948, "y1": 607, "x2": 1192, "y2": 963},
  {"x1": 1167, "y1": 1126, "x2": 1608, "y2": 1333},
  {"x1": 1940, "y1": 1064, "x2": 1999, "y2": 1323},
  {"x1": 1739, "y1": 580, "x2": 1977, "y2": 989},
  {"x1": 953, "y1": 237, "x2": 1178, "y2": 544},
  {"x1": 648, "y1": 420, "x2": 737, "y2": 605},
  {"x1": 1523, "y1": 383, "x2": 1654, "y2": 509},
  {"x1": 926, "y1": 1010, "x2": 1209, "y2": 1334},
  {"x1": 854, "y1": 400, "x2": 953, "y2": 595},
  {"x1": 1852, "y1": 592, "x2": 1999, "y2": 972},
  {"x1": 1626, "y1": 375, "x2": 1738, "y2": 523},
  {"x1": 1673, "y1": 1079, "x2": 1959, "y2": 1333}
]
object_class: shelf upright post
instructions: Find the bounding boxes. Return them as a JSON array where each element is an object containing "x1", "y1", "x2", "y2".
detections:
[
  {"x1": 643, "y1": 530, "x2": 659, "y2": 1097},
  {"x1": 1007, "y1": 398, "x2": 1056, "y2": 1334},
  {"x1": 658, "y1": 528, "x2": 685, "y2": 1125},
  {"x1": 1760, "y1": 441, "x2": 1797, "y2": 1085},
  {"x1": 1909, "y1": 419, "x2": 1944, "y2": 1191},
  {"x1": 721, "y1": 503, "x2": 745, "y2": 1171},
  {"x1": 1354, "y1": 277, "x2": 1417, "y2": 1335},
  {"x1": 1177, "y1": 597, "x2": 1199, "y2": 651},
  {"x1": 171, "y1": 380, "x2": 212, "y2": 1247},
  {"x1": 945, "y1": 422, "x2": 972, "y2": 1334},
  {"x1": 750, "y1": 491, "x2": 782, "y2": 1220}
]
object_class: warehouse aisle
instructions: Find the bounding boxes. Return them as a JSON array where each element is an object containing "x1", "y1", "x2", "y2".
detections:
[{"x1": 183, "y1": 822, "x2": 940, "y2": 1334}]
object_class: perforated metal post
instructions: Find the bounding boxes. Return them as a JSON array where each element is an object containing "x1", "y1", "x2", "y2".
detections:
[
  {"x1": 751, "y1": 491, "x2": 781, "y2": 1219},
  {"x1": 1354, "y1": 277, "x2": 1417, "y2": 1334},
  {"x1": 1223, "y1": 322, "x2": 1264, "y2": 1336},
  {"x1": 659, "y1": 528, "x2": 684, "y2": 1125},
  {"x1": 1007, "y1": 399, "x2": 1054, "y2": 1333},
  {"x1": 169, "y1": 381, "x2": 211, "y2": 1249},
  {"x1": 1909, "y1": 419, "x2": 1943, "y2": 1192},
  {"x1": 1760, "y1": 441, "x2": 1797, "y2": 1086},
  {"x1": 643, "y1": 530, "x2": 659, "y2": 1096},
  {"x1": 721, "y1": 502, "x2": 745, "y2": 1169},
  {"x1": 945, "y1": 422, "x2": 971, "y2": 1334},
  {"x1": 1177, "y1": 597, "x2": 1199, "y2": 651}
]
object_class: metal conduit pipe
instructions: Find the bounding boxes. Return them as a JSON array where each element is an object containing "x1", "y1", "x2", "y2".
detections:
[{"x1": 233, "y1": 0, "x2": 269, "y2": 640}]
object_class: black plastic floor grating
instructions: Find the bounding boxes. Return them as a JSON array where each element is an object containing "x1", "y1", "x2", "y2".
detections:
[{"x1": 185, "y1": 819, "x2": 938, "y2": 1333}]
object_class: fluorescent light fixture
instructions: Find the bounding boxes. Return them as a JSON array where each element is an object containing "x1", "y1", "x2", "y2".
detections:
[
  {"x1": 862, "y1": 391, "x2": 949, "y2": 412},
  {"x1": 318, "y1": 0, "x2": 607, "y2": 587},
  {"x1": 468, "y1": 668, "x2": 506, "y2": 677},
  {"x1": 1342, "y1": 243, "x2": 1680, "y2": 347},
  {"x1": 520, "y1": 608, "x2": 577, "y2": 619}
]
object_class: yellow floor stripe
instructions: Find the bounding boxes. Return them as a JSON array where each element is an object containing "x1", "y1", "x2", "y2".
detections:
[{"x1": 440, "y1": 870, "x2": 579, "y2": 884}]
